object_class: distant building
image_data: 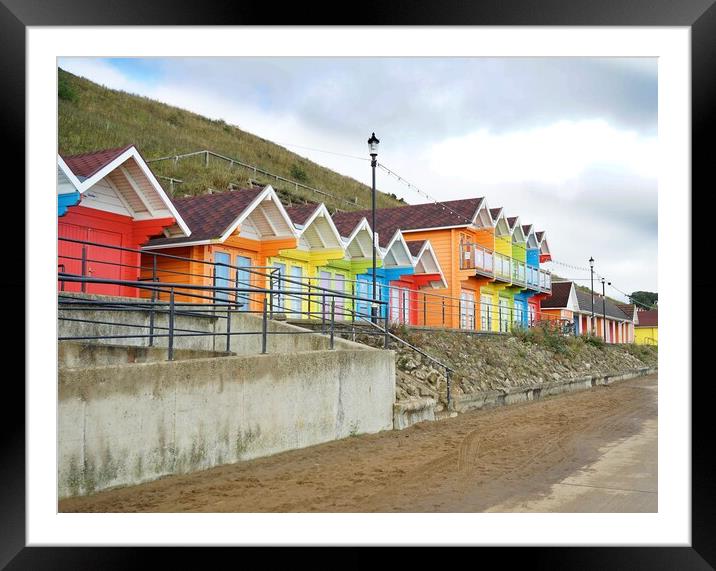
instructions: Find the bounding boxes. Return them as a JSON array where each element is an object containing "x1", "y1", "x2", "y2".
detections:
[
  {"x1": 634, "y1": 309, "x2": 658, "y2": 345},
  {"x1": 540, "y1": 281, "x2": 636, "y2": 343}
]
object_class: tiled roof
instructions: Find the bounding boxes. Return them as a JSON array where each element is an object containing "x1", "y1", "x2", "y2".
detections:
[
  {"x1": 616, "y1": 303, "x2": 636, "y2": 319},
  {"x1": 536, "y1": 231, "x2": 545, "y2": 242},
  {"x1": 540, "y1": 281, "x2": 573, "y2": 308},
  {"x1": 406, "y1": 240, "x2": 426, "y2": 257},
  {"x1": 507, "y1": 216, "x2": 518, "y2": 228},
  {"x1": 522, "y1": 224, "x2": 533, "y2": 235},
  {"x1": 332, "y1": 197, "x2": 483, "y2": 247},
  {"x1": 636, "y1": 309, "x2": 658, "y2": 327},
  {"x1": 144, "y1": 188, "x2": 264, "y2": 246},
  {"x1": 489, "y1": 207, "x2": 503, "y2": 220},
  {"x1": 61, "y1": 145, "x2": 134, "y2": 180},
  {"x1": 574, "y1": 286, "x2": 634, "y2": 321},
  {"x1": 285, "y1": 204, "x2": 321, "y2": 227},
  {"x1": 331, "y1": 211, "x2": 368, "y2": 239}
]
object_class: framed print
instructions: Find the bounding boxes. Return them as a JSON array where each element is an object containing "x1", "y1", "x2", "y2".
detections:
[{"x1": 5, "y1": 0, "x2": 710, "y2": 566}]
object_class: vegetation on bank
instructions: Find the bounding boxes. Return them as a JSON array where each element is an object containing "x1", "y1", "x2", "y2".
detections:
[
  {"x1": 358, "y1": 326, "x2": 657, "y2": 405},
  {"x1": 58, "y1": 68, "x2": 405, "y2": 212}
]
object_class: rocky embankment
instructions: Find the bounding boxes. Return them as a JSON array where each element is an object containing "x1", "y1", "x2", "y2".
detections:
[{"x1": 356, "y1": 328, "x2": 657, "y2": 409}]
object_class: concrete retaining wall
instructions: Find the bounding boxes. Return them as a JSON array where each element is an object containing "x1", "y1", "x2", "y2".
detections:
[
  {"x1": 58, "y1": 293, "x2": 364, "y2": 355},
  {"x1": 59, "y1": 341, "x2": 231, "y2": 368},
  {"x1": 59, "y1": 348, "x2": 395, "y2": 498},
  {"x1": 395, "y1": 366, "x2": 657, "y2": 429}
]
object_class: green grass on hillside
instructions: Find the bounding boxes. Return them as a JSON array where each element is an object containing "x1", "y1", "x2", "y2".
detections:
[{"x1": 58, "y1": 68, "x2": 405, "y2": 212}]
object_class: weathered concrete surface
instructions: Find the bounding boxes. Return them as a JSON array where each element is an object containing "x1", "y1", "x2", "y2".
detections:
[
  {"x1": 393, "y1": 397, "x2": 436, "y2": 430},
  {"x1": 59, "y1": 341, "x2": 231, "y2": 368},
  {"x1": 394, "y1": 366, "x2": 657, "y2": 429},
  {"x1": 452, "y1": 366, "x2": 657, "y2": 414},
  {"x1": 58, "y1": 293, "x2": 369, "y2": 355},
  {"x1": 59, "y1": 374, "x2": 658, "y2": 513},
  {"x1": 58, "y1": 348, "x2": 395, "y2": 498}
]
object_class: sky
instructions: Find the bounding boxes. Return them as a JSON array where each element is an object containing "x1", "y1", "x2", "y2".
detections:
[{"x1": 58, "y1": 57, "x2": 658, "y2": 299}]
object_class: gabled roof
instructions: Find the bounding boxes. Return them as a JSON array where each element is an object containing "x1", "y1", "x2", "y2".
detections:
[
  {"x1": 523, "y1": 225, "x2": 539, "y2": 249},
  {"x1": 489, "y1": 207, "x2": 503, "y2": 221},
  {"x1": 62, "y1": 145, "x2": 135, "y2": 180},
  {"x1": 143, "y1": 185, "x2": 295, "y2": 248},
  {"x1": 59, "y1": 145, "x2": 191, "y2": 236},
  {"x1": 57, "y1": 156, "x2": 83, "y2": 193},
  {"x1": 406, "y1": 240, "x2": 426, "y2": 257},
  {"x1": 540, "y1": 281, "x2": 575, "y2": 309},
  {"x1": 636, "y1": 309, "x2": 658, "y2": 327},
  {"x1": 148, "y1": 187, "x2": 264, "y2": 245},
  {"x1": 508, "y1": 217, "x2": 526, "y2": 242},
  {"x1": 381, "y1": 230, "x2": 414, "y2": 268},
  {"x1": 573, "y1": 285, "x2": 634, "y2": 321},
  {"x1": 407, "y1": 239, "x2": 448, "y2": 288},
  {"x1": 341, "y1": 217, "x2": 381, "y2": 261},
  {"x1": 616, "y1": 303, "x2": 638, "y2": 321},
  {"x1": 332, "y1": 197, "x2": 485, "y2": 247},
  {"x1": 536, "y1": 230, "x2": 551, "y2": 261},
  {"x1": 289, "y1": 202, "x2": 344, "y2": 251},
  {"x1": 284, "y1": 203, "x2": 322, "y2": 227}
]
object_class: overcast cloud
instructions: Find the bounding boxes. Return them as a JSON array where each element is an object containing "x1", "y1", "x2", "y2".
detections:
[{"x1": 58, "y1": 56, "x2": 658, "y2": 298}]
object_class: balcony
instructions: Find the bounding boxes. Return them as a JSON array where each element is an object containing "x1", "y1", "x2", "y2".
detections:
[
  {"x1": 539, "y1": 268, "x2": 552, "y2": 292},
  {"x1": 459, "y1": 241, "x2": 495, "y2": 278},
  {"x1": 512, "y1": 260, "x2": 526, "y2": 287},
  {"x1": 493, "y1": 252, "x2": 512, "y2": 283},
  {"x1": 524, "y1": 264, "x2": 539, "y2": 290},
  {"x1": 459, "y1": 241, "x2": 551, "y2": 291}
]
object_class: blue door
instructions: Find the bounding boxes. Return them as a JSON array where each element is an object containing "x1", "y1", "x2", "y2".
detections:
[
  {"x1": 214, "y1": 252, "x2": 231, "y2": 303},
  {"x1": 235, "y1": 255, "x2": 252, "y2": 311}
]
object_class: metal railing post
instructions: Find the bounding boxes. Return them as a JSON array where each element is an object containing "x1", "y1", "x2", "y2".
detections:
[
  {"x1": 261, "y1": 297, "x2": 268, "y2": 354},
  {"x1": 168, "y1": 288, "x2": 175, "y2": 361},
  {"x1": 423, "y1": 293, "x2": 427, "y2": 326},
  {"x1": 330, "y1": 299, "x2": 335, "y2": 350},
  {"x1": 384, "y1": 316, "x2": 389, "y2": 349},
  {"x1": 148, "y1": 255, "x2": 157, "y2": 346},
  {"x1": 269, "y1": 271, "x2": 275, "y2": 318},
  {"x1": 446, "y1": 368, "x2": 452, "y2": 410},
  {"x1": 80, "y1": 245, "x2": 88, "y2": 293},
  {"x1": 226, "y1": 305, "x2": 232, "y2": 353},
  {"x1": 442, "y1": 300, "x2": 446, "y2": 325},
  {"x1": 321, "y1": 294, "x2": 327, "y2": 334}
]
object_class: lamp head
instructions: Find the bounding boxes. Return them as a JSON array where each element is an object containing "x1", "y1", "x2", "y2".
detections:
[{"x1": 368, "y1": 132, "x2": 380, "y2": 156}]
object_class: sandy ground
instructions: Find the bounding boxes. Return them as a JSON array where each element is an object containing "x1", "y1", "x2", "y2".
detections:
[{"x1": 59, "y1": 374, "x2": 657, "y2": 513}]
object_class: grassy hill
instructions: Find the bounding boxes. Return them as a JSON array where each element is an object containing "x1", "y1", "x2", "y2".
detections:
[{"x1": 58, "y1": 68, "x2": 404, "y2": 212}]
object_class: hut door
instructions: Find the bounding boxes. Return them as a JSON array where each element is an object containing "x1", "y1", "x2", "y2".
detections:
[{"x1": 87, "y1": 228, "x2": 122, "y2": 296}]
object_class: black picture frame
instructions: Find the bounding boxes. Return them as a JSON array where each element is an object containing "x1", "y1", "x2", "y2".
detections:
[{"x1": 5, "y1": 0, "x2": 708, "y2": 566}]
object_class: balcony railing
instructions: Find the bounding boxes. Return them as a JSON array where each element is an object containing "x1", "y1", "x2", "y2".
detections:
[
  {"x1": 539, "y1": 268, "x2": 552, "y2": 292},
  {"x1": 512, "y1": 260, "x2": 526, "y2": 286},
  {"x1": 526, "y1": 264, "x2": 540, "y2": 289},
  {"x1": 494, "y1": 252, "x2": 512, "y2": 282},
  {"x1": 459, "y1": 241, "x2": 551, "y2": 290},
  {"x1": 459, "y1": 241, "x2": 495, "y2": 277}
]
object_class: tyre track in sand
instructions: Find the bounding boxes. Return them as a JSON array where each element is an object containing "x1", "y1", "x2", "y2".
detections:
[{"x1": 59, "y1": 374, "x2": 657, "y2": 513}]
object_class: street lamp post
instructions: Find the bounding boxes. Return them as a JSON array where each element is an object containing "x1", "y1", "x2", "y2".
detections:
[
  {"x1": 601, "y1": 277, "x2": 607, "y2": 342},
  {"x1": 589, "y1": 257, "x2": 595, "y2": 335},
  {"x1": 368, "y1": 132, "x2": 380, "y2": 324}
]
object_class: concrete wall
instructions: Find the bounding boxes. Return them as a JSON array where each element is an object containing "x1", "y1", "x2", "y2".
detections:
[
  {"x1": 59, "y1": 293, "x2": 367, "y2": 355},
  {"x1": 59, "y1": 348, "x2": 395, "y2": 498},
  {"x1": 59, "y1": 341, "x2": 231, "y2": 368},
  {"x1": 394, "y1": 366, "x2": 658, "y2": 429}
]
